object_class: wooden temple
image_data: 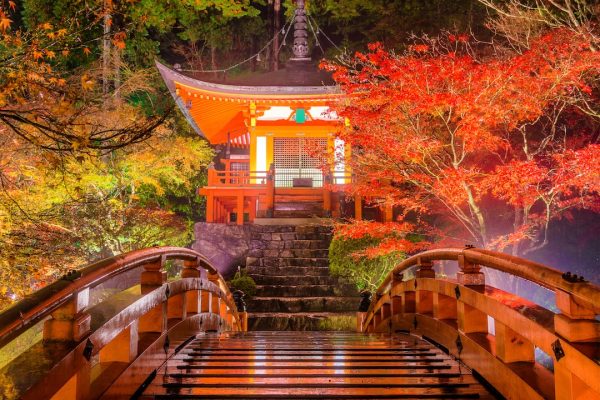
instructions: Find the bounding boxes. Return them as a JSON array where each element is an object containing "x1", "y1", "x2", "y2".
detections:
[{"x1": 158, "y1": 0, "x2": 364, "y2": 224}]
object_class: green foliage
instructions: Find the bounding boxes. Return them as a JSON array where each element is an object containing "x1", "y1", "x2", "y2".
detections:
[
  {"x1": 228, "y1": 268, "x2": 257, "y2": 299},
  {"x1": 329, "y1": 235, "x2": 405, "y2": 291},
  {"x1": 316, "y1": 315, "x2": 356, "y2": 331}
]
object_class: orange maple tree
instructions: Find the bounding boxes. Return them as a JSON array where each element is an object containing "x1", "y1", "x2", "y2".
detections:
[{"x1": 325, "y1": 29, "x2": 600, "y2": 256}]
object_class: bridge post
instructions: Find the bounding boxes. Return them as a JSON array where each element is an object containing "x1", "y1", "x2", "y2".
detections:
[
  {"x1": 391, "y1": 272, "x2": 403, "y2": 318},
  {"x1": 457, "y1": 254, "x2": 484, "y2": 286},
  {"x1": 415, "y1": 261, "x2": 434, "y2": 314},
  {"x1": 372, "y1": 293, "x2": 382, "y2": 329},
  {"x1": 139, "y1": 259, "x2": 167, "y2": 333},
  {"x1": 207, "y1": 272, "x2": 221, "y2": 316},
  {"x1": 354, "y1": 194, "x2": 362, "y2": 220},
  {"x1": 43, "y1": 288, "x2": 91, "y2": 342},
  {"x1": 433, "y1": 292, "x2": 457, "y2": 320},
  {"x1": 554, "y1": 289, "x2": 600, "y2": 342},
  {"x1": 99, "y1": 321, "x2": 139, "y2": 364},
  {"x1": 182, "y1": 258, "x2": 202, "y2": 314},
  {"x1": 494, "y1": 321, "x2": 534, "y2": 363}
]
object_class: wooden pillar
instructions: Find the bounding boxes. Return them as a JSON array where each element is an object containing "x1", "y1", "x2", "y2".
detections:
[
  {"x1": 266, "y1": 164, "x2": 274, "y2": 217},
  {"x1": 236, "y1": 194, "x2": 244, "y2": 225},
  {"x1": 323, "y1": 188, "x2": 331, "y2": 214},
  {"x1": 495, "y1": 321, "x2": 534, "y2": 363},
  {"x1": 457, "y1": 301, "x2": 487, "y2": 334},
  {"x1": 390, "y1": 271, "x2": 403, "y2": 317},
  {"x1": 99, "y1": 321, "x2": 138, "y2": 363},
  {"x1": 433, "y1": 293, "x2": 457, "y2": 320},
  {"x1": 43, "y1": 288, "x2": 91, "y2": 342},
  {"x1": 457, "y1": 253, "x2": 485, "y2": 286},
  {"x1": 554, "y1": 360, "x2": 598, "y2": 400},
  {"x1": 354, "y1": 194, "x2": 362, "y2": 220},
  {"x1": 323, "y1": 172, "x2": 331, "y2": 215},
  {"x1": 207, "y1": 166, "x2": 217, "y2": 185},
  {"x1": 206, "y1": 193, "x2": 214, "y2": 223},
  {"x1": 50, "y1": 364, "x2": 91, "y2": 400},
  {"x1": 214, "y1": 199, "x2": 221, "y2": 223},
  {"x1": 201, "y1": 291, "x2": 211, "y2": 313},
  {"x1": 139, "y1": 259, "x2": 167, "y2": 333},
  {"x1": 415, "y1": 261, "x2": 434, "y2": 314},
  {"x1": 554, "y1": 289, "x2": 600, "y2": 342},
  {"x1": 381, "y1": 302, "x2": 391, "y2": 320},
  {"x1": 140, "y1": 259, "x2": 166, "y2": 288},
  {"x1": 182, "y1": 259, "x2": 201, "y2": 314},
  {"x1": 248, "y1": 197, "x2": 257, "y2": 222},
  {"x1": 383, "y1": 202, "x2": 393, "y2": 222},
  {"x1": 239, "y1": 311, "x2": 248, "y2": 331},
  {"x1": 167, "y1": 292, "x2": 186, "y2": 320},
  {"x1": 356, "y1": 312, "x2": 366, "y2": 332}
]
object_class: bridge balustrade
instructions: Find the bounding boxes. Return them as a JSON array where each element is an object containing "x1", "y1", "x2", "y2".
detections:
[
  {"x1": 0, "y1": 247, "x2": 247, "y2": 399},
  {"x1": 357, "y1": 247, "x2": 600, "y2": 400}
]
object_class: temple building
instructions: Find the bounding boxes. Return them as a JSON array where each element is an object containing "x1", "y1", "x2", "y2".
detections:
[{"x1": 157, "y1": 0, "x2": 365, "y2": 224}]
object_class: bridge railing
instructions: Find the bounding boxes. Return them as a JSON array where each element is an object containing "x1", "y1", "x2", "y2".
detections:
[
  {"x1": 0, "y1": 246, "x2": 246, "y2": 399},
  {"x1": 358, "y1": 247, "x2": 600, "y2": 400}
]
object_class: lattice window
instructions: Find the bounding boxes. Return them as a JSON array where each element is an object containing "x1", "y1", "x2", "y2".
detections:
[
  {"x1": 273, "y1": 137, "x2": 327, "y2": 187},
  {"x1": 230, "y1": 162, "x2": 249, "y2": 171}
]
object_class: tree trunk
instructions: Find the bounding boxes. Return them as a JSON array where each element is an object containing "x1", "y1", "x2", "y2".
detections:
[
  {"x1": 266, "y1": 0, "x2": 273, "y2": 69},
  {"x1": 102, "y1": 0, "x2": 111, "y2": 96},
  {"x1": 211, "y1": 45, "x2": 217, "y2": 77},
  {"x1": 272, "y1": 0, "x2": 281, "y2": 71}
]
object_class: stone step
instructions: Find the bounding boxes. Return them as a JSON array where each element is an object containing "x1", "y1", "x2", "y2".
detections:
[
  {"x1": 249, "y1": 225, "x2": 332, "y2": 233},
  {"x1": 250, "y1": 232, "x2": 332, "y2": 242},
  {"x1": 247, "y1": 296, "x2": 361, "y2": 313},
  {"x1": 273, "y1": 210, "x2": 325, "y2": 218},
  {"x1": 247, "y1": 312, "x2": 356, "y2": 331},
  {"x1": 255, "y1": 239, "x2": 330, "y2": 250},
  {"x1": 274, "y1": 201, "x2": 323, "y2": 211},
  {"x1": 255, "y1": 284, "x2": 358, "y2": 297},
  {"x1": 246, "y1": 265, "x2": 329, "y2": 277},
  {"x1": 247, "y1": 257, "x2": 330, "y2": 268},
  {"x1": 249, "y1": 274, "x2": 336, "y2": 286},
  {"x1": 247, "y1": 249, "x2": 329, "y2": 259},
  {"x1": 274, "y1": 195, "x2": 323, "y2": 203}
]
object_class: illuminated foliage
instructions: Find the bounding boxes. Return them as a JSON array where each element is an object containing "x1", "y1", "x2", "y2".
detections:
[{"x1": 325, "y1": 29, "x2": 600, "y2": 256}]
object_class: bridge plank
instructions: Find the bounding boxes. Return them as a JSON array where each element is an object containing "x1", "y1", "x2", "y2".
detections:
[{"x1": 138, "y1": 332, "x2": 494, "y2": 399}]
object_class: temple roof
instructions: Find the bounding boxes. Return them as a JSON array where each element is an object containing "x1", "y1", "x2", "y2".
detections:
[
  {"x1": 155, "y1": 0, "x2": 342, "y2": 145},
  {"x1": 156, "y1": 61, "x2": 339, "y2": 97},
  {"x1": 156, "y1": 61, "x2": 342, "y2": 145}
]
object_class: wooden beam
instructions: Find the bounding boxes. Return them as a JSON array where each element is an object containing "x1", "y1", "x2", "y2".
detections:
[
  {"x1": 236, "y1": 194, "x2": 244, "y2": 225},
  {"x1": 206, "y1": 193, "x2": 214, "y2": 223},
  {"x1": 354, "y1": 194, "x2": 362, "y2": 220}
]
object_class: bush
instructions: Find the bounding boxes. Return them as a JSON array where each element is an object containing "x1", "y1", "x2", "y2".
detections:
[
  {"x1": 317, "y1": 315, "x2": 357, "y2": 331},
  {"x1": 228, "y1": 268, "x2": 257, "y2": 299},
  {"x1": 329, "y1": 235, "x2": 405, "y2": 292}
]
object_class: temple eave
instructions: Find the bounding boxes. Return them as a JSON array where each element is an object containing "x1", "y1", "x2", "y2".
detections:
[{"x1": 156, "y1": 61, "x2": 341, "y2": 98}]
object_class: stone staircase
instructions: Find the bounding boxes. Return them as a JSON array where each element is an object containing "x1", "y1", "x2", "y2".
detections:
[
  {"x1": 273, "y1": 188, "x2": 325, "y2": 218},
  {"x1": 245, "y1": 224, "x2": 359, "y2": 330}
]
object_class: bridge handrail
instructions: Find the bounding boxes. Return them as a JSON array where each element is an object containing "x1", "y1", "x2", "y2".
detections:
[
  {"x1": 377, "y1": 247, "x2": 600, "y2": 314},
  {"x1": 360, "y1": 246, "x2": 600, "y2": 400},
  {"x1": 0, "y1": 246, "x2": 231, "y2": 349}
]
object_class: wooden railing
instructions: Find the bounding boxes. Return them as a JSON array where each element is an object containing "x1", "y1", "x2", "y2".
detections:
[
  {"x1": 357, "y1": 247, "x2": 600, "y2": 400},
  {"x1": 207, "y1": 168, "x2": 269, "y2": 187},
  {"x1": 0, "y1": 246, "x2": 246, "y2": 399}
]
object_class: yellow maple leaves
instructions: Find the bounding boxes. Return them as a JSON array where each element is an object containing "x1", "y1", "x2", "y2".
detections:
[{"x1": 0, "y1": 14, "x2": 11, "y2": 32}]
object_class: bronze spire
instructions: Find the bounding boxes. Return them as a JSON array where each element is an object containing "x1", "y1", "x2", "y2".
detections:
[{"x1": 291, "y1": 0, "x2": 310, "y2": 61}]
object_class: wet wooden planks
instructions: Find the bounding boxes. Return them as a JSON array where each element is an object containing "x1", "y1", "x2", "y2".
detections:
[{"x1": 140, "y1": 331, "x2": 496, "y2": 399}]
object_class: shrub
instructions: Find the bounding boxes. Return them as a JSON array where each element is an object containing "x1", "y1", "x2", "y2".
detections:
[
  {"x1": 329, "y1": 235, "x2": 405, "y2": 292},
  {"x1": 228, "y1": 268, "x2": 257, "y2": 299}
]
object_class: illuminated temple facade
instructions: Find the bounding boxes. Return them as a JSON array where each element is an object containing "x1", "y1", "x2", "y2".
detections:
[{"x1": 157, "y1": 0, "x2": 370, "y2": 224}]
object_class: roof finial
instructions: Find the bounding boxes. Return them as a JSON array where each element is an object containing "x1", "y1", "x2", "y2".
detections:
[{"x1": 291, "y1": 0, "x2": 310, "y2": 61}]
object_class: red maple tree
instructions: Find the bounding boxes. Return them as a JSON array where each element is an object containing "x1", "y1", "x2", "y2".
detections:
[{"x1": 325, "y1": 29, "x2": 600, "y2": 256}]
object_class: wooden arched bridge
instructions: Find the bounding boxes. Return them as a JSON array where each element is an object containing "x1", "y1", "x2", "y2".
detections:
[{"x1": 0, "y1": 246, "x2": 597, "y2": 399}]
